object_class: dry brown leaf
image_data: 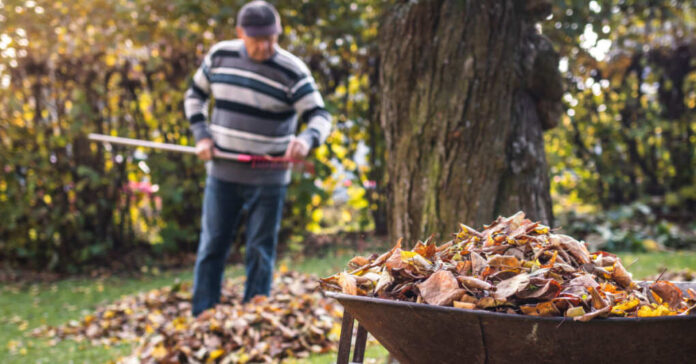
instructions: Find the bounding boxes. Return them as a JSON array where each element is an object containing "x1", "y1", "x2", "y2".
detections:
[
  {"x1": 520, "y1": 301, "x2": 559, "y2": 316},
  {"x1": 516, "y1": 278, "x2": 561, "y2": 301},
  {"x1": 456, "y1": 261, "x2": 471, "y2": 276},
  {"x1": 588, "y1": 286, "x2": 608, "y2": 309},
  {"x1": 453, "y1": 301, "x2": 477, "y2": 310},
  {"x1": 470, "y1": 252, "x2": 487, "y2": 276},
  {"x1": 457, "y1": 276, "x2": 493, "y2": 291},
  {"x1": 347, "y1": 256, "x2": 370, "y2": 270},
  {"x1": 612, "y1": 260, "x2": 634, "y2": 288},
  {"x1": 552, "y1": 234, "x2": 591, "y2": 265},
  {"x1": 416, "y1": 271, "x2": 465, "y2": 306},
  {"x1": 650, "y1": 280, "x2": 683, "y2": 309},
  {"x1": 487, "y1": 255, "x2": 521, "y2": 268},
  {"x1": 493, "y1": 273, "x2": 530, "y2": 300},
  {"x1": 476, "y1": 297, "x2": 509, "y2": 309},
  {"x1": 385, "y1": 248, "x2": 407, "y2": 271},
  {"x1": 573, "y1": 305, "x2": 611, "y2": 322},
  {"x1": 337, "y1": 273, "x2": 357, "y2": 295}
]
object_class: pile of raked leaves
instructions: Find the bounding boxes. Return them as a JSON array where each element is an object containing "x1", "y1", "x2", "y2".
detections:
[{"x1": 34, "y1": 271, "x2": 342, "y2": 363}]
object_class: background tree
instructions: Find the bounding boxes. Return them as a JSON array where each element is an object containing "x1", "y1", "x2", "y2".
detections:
[
  {"x1": 2, "y1": 0, "x2": 695, "y2": 270},
  {"x1": 544, "y1": 1, "x2": 696, "y2": 210},
  {"x1": 540, "y1": 1, "x2": 696, "y2": 250},
  {"x1": 379, "y1": 0, "x2": 562, "y2": 243}
]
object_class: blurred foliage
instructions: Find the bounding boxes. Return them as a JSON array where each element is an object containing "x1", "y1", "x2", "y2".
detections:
[
  {"x1": 0, "y1": 0, "x2": 384, "y2": 271},
  {"x1": 558, "y1": 200, "x2": 696, "y2": 252},
  {"x1": 3, "y1": 0, "x2": 696, "y2": 269},
  {"x1": 543, "y1": 1, "x2": 696, "y2": 223}
]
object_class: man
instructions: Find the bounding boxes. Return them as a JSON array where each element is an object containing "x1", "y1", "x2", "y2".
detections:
[{"x1": 183, "y1": 0, "x2": 331, "y2": 316}]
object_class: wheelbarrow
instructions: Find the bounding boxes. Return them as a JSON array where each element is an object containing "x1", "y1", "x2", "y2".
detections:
[{"x1": 326, "y1": 281, "x2": 696, "y2": 364}]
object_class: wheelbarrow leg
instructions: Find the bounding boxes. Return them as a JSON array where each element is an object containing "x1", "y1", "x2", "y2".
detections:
[
  {"x1": 336, "y1": 309, "x2": 369, "y2": 364},
  {"x1": 352, "y1": 323, "x2": 368, "y2": 363},
  {"x1": 337, "y1": 310, "x2": 355, "y2": 364}
]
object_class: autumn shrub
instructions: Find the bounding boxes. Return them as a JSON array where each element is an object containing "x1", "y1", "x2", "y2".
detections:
[
  {"x1": 557, "y1": 201, "x2": 696, "y2": 252},
  {"x1": 0, "y1": 0, "x2": 381, "y2": 271}
]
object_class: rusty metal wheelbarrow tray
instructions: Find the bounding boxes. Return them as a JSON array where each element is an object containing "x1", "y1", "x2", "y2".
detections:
[{"x1": 326, "y1": 282, "x2": 696, "y2": 364}]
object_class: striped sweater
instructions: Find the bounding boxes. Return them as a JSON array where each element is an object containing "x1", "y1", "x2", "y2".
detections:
[{"x1": 183, "y1": 39, "x2": 332, "y2": 185}]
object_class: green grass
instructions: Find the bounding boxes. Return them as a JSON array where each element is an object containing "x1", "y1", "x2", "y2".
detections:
[
  {"x1": 0, "y1": 250, "x2": 376, "y2": 364},
  {"x1": 616, "y1": 251, "x2": 696, "y2": 280},
  {"x1": 2, "y1": 249, "x2": 695, "y2": 363},
  {"x1": 0, "y1": 268, "x2": 204, "y2": 363}
]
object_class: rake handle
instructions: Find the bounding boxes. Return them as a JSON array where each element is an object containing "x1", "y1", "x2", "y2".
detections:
[{"x1": 87, "y1": 133, "x2": 305, "y2": 164}]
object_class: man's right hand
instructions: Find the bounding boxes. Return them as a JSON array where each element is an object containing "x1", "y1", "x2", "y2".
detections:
[{"x1": 195, "y1": 138, "x2": 215, "y2": 161}]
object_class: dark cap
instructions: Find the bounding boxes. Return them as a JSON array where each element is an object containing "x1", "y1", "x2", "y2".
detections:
[{"x1": 237, "y1": 1, "x2": 282, "y2": 37}]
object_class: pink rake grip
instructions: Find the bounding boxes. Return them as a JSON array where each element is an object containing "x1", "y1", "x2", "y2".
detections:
[{"x1": 213, "y1": 149, "x2": 306, "y2": 165}]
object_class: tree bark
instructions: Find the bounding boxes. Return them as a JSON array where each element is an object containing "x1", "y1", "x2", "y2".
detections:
[
  {"x1": 379, "y1": 0, "x2": 559, "y2": 244},
  {"x1": 366, "y1": 54, "x2": 389, "y2": 237}
]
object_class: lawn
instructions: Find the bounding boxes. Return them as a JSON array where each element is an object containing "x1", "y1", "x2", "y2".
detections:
[{"x1": 1, "y1": 250, "x2": 695, "y2": 363}]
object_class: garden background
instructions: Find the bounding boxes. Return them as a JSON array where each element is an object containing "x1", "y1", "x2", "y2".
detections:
[{"x1": 2, "y1": 0, "x2": 696, "y2": 362}]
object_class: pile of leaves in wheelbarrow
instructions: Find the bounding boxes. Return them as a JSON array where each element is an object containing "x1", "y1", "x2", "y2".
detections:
[
  {"x1": 321, "y1": 212, "x2": 696, "y2": 321},
  {"x1": 33, "y1": 271, "x2": 342, "y2": 363}
]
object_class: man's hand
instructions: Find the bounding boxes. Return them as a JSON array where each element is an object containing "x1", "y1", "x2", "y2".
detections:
[
  {"x1": 195, "y1": 138, "x2": 215, "y2": 161},
  {"x1": 284, "y1": 137, "x2": 310, "y2": 160}
]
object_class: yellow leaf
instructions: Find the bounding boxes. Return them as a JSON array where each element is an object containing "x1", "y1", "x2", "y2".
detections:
[
  {"x1": 105, "y1": 54, "x2": 117, "y2": 67},
  {"x1": 401, "y1": 251, "x2": 432, "y2": 265},
  {"x1": 152, "y1": 344, "x2": 167, "y2": 360},
  {"x1": 534, "y1": 226, "x2": 549, "y2": 234},
  {"x1": 637, "y1": 303, "x2": 676, "y2": 317},
  {"x1": 341, "y1": 209, "x2": 352, "y2": 223},
  {"x1": 328, "y1": 322, "x2": 342, "y2": 341},
  {"x1": 311, "y1": 209, "x2": 323, "y2": 222},
  {"x1": 172, "y1": 316, "x2": 188, "y2": 331},
  {"x1": 642, "y1": 239, "x2": 660, "y2": 252},
  {"x1": 611, "y1": 298, "x2": 640, "y2": 315},
  {"x1": 207, "y1": 349, "x2": 225, "y2": 362},
  {"x1": 565, "y1": 306, "x2": 586, "y2": 317},
  {"x1": 209, "y1": 319, "x2": 221, "y2": 332},
  {"x1": 84, "y1": 315, "x2": 95, "y2": 324},
  {"x1": 332, "y1": 145, "x2": 347, "y2": 159},
  {"x1": 239, "y1": 352, "x2": 250, "y2": 364}
]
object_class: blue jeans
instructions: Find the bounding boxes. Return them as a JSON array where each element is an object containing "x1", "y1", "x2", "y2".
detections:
[{"x1": 192, "y1": 176, "x2": 287, "y2": 316}]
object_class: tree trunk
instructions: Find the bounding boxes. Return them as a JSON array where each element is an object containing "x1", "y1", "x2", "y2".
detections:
[
  {"x1": 379, "y1": 0, "x2": 559, "y2": 244},
  {"x1": 366, "y1": 54, "x2": 389, "y2": 237}
]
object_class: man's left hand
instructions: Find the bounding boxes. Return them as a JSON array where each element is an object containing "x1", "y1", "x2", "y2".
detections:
[{"x1": 284, "y1": 137, "x2": 310, "y2": 160}]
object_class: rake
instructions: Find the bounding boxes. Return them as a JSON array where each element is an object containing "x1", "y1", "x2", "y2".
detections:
[{"x1": 87, "y1": 133, "x2": 314, "y2": 174}]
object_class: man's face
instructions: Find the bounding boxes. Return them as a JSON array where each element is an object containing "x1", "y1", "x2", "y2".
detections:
[{"x1": 237, "y1": 27, "x2": 278, "y2": 61}]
